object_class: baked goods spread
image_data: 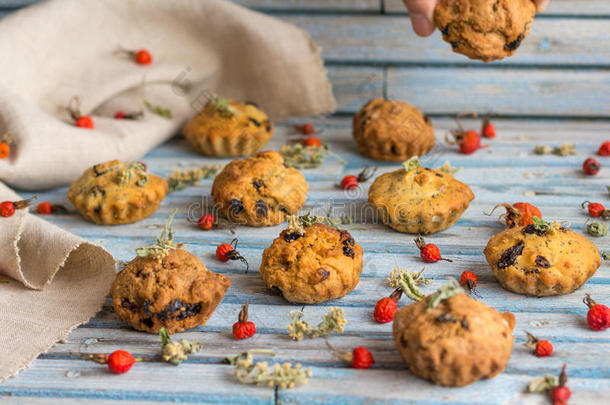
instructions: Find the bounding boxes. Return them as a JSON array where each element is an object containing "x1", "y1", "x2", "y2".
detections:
[
  {"x1": 211, "y1": 150, "x2": 308, "y2": 227},
  {"x1": 183, "y1": 97, "x2": 273, "y2": 157},
  {"x1": 434, "y1": 0, "x2": 537, "y2": 62},
  {"x1": 352, "y1": 98, "x2": 435, "y2": 161},
  {"x1": 368, "y1": 158, "x2": 474, "y2": 234},
  {"x1": 393, "y1": 281, "x2": 515, "y2": 387},
  {"x1": 484, "y1": 218, "x2": 601, "y2": 296},
  {"x1": 68, "y1": 160, "x2": 168, "y2": 225},
  {"x1": 259, "y1": 216, "x2": 363, "y2": 303}
]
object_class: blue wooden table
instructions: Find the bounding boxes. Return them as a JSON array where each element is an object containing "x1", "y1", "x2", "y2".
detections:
[{"x1": 1, "y1": 1, "x2": 609, "y2": 404}]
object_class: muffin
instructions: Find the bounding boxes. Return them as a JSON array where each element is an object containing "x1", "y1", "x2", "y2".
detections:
[
  {"x1": 68, "y1": 160, "x2": 168, "y2": 225},
  {"x1": 434, "y1": 0, "x2": 537, "y2": 62},
  {"x1": 368, "y1": 159, "x2": 474, "y2": 234},
  {"x1": 484, "y1": 219, "x2": 601, "y2": 296},
  {"x1": 260, "y1": 219, "x2": 363, "y2": 303},
  {"x1": 352, "y1": 99, "x2": 435, "y2": 161},
  {"x1": 211, "y1": 151, "x2": 308, "y2": 227},
  {"x1": 183, "y1": 97, "x2": 273, "y2": 157},
  {"x1": 393, "y1": 283, "x2": 515, "y2": 387},
  {"x1": 110, "y1": 213, "x2": 230, "y2": 334}
]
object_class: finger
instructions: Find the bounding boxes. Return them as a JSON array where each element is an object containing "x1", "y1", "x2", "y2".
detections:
[
  {"x1": 535, "y1": 0, "x2": 549, "y2": 12},
  {"x1": 402, "y1": 0, "x2": 436, "y2": 21},
  {"x1": 410, "y1": 14, "x2": 436, "y2": 37}
]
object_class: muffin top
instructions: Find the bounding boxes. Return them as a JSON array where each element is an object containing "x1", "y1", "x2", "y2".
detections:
[
  {"x1": 260, "y1": 221, "x2": 363, "y2": 304},
  {"x1": 353, "y1": 98, "x2": 435, "y2": 161},
  {"x1": 434, "y1": 0, "x2": 537, "y2": 62},
  {"x1": 68, "y1": 160, "x2": 168, "y2": 225},
  {"x1": 393, "y1": 288, "x2": 515, "y2": 387},
  {"x1": 110, "y1": 248, "x2": 231, "y2": 334},
  {"x1": 484, "y1": 220, "x2": 601, "y2": 296},
  {"x1": 211, "y1": 150, "x2": 308, "y2": 226}
]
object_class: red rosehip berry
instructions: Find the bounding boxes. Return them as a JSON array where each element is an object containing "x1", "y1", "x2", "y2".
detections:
[
  {"x1": 114, "y1": 111, "x2": 126, "y2": 119},
  {"x1": 583, "y1": 294, "x2": 610, "y2": 331},
  {"x1": 598, "y1": 141, "x2": 610, "y2": 156},
  {"x1": 216, "y1": 239, "x2": 249, "y2": 273},
  {"x1": 414, "y1": 236, "x2": 452, "y2": 263},
  {"x1": 232, "y1": 302, "x2": 256, "y2": 340},
  {"x1": 525, "y1": 331, "x2": 553, "y2": 357},
  {"x1": 551, "y1": 365, "x2": 571, "y2": 405},
  {"x1": 351, "y1": 347, "x2": 375, "y2": 369},
  {"x1": 135, "y1": 49, "x2": 152, "y2": 65},
  {"x1": 487, "y1": 202, "x2": 542, "y2": 228},
  {"x1": 303, "y1": 137, "x2": 322, "y2": 148},
  {"x1": 459, "y1": 271, "x2": 480, "y2": 296},
  {"x1": 583, "y1": 157, "x2": 601, "y2": 175},
  {"x1": 300, "y1": 123, "x2": 315, "y2": 135},
  {"x1": 0, "y1": 201, "x2": 15, "y2": 217},
  {"x1": 197, "y1": 214, "x2": 214, "y2": 230},
  {"x1": 0, "y1": 142, "x2": 10, "y2": 159},
  {"x1": 75, "y1": 116, "x2": 94, "y2": 129},
  {"x1": 340, "y1": 175, "x2": 359, "y2": 190},
  {"x1": 37, "y1": 201, "x2": 53, "y2": 215},
  {"x1": 459, "y1": 130, "x2": 484, "y2": 154},
  {"x1": 581, "y1": 201, "x2": 608, "y2": 219},
  {"x1": 481, "y1": 117, "x2": 496, "y2": 139},
  {"x1": 374, "y1": 288, "x2": 401, "y2": 323},
  {"x1": 107, "y1": 350, "x2": 136, "y2": 374}
]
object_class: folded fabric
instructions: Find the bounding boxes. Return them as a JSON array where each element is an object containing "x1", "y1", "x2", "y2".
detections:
[
  {"x1": 0, "y1": 0, "x2": 335, "y2": 190},
  {"x1": 0, "y1": 0, "x2": 335, "y2": 381}
]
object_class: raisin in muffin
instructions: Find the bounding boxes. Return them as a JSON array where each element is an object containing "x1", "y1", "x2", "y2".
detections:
[
  {"x1": 68, "y1": 160, "x2": 168, "y2": 225},
  {"x1": 183, "y1": 97, "x2": 273, "y2": 157},
  {"x1": 352, "y1": 99, "x2": 435, "y2": 161},
  {"x1": 211, "y1": 151, "x2": 308, "y2": 227},
  {"x1": 111, "y1": 248, "x2": 231, "y2": 334},
  {"x1": 484, "y1": 220, "x2": 601, "y2": 296},
  {"x1": 434, "y1": 0, "x2": 537, "y2": 62},
  {"x1": 368, "y1": 160, "x2": 474, "y2": 234},
  {"x1": 259, "y1": 220, "x2": 363, "y2": 303},
  {"x1": 393, "y1": 287, "x2": 515, "y2": 387}
]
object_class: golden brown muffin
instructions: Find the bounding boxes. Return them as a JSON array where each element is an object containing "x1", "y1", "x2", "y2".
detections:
[
  {"x1": 484, "y1": 221, "x2": 601, "y2": 296},
  {"x1": 110, "y1": 249, "x2": 231, "y2": 334},
  {"x1": 68, "y1": 160, "x2": 168, "y2": 225},
  {"x1": 368, "y1": 160, "x2": 474, "y2": 234},
  {"x1": 352, "y1": 99, "x2": 435, "y2": 161},
  {"x1": 183, "y1": 97, "x2": 273, "y2": 157},
  {"x1": 211, "y1": 151, "x2": 308, "y2": 227},
  {"x1": 393, "y1": 288, "x2": 515, "y2": 387},
  {"x1": 434, "y1": 0, "x2": 537, "y2": 62},
  {"x1": 260, "y1": 221, "x2": 363, "y2": 303}
]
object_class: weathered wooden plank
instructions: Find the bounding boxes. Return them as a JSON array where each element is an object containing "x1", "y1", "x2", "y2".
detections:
[
  {"x1": 383, "y1": 0, "x2": 610, "y2": 15},
  {"x1": 287, "y1": 16, "x2": 610, "y2": 66},
  {"x1": 234, "y1": 0, "x2": 381, "y2": 11}
]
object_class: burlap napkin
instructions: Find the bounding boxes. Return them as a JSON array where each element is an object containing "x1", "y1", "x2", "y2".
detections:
[{"x1": 0, "y1": 0, "x2": 335, "y2": 380}]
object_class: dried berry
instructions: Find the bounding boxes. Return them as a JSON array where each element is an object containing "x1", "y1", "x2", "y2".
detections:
[
  {"x1": 583, "y1": 294, "x2": 609, "y2": 331},
  {"x1": 583, "y1": 157, "x2": 601, "y2": 175},
  {"x1": 0, "y1": 196, "x2": 37, "y2": 217},
  {"x1": 116, "y1": 47, "x2": 152, "y2": 65},
  {"x1": 107, "y1": 350, "x2": 137, "y2": 374},
  {"x1": 581, "y1": 201, "x2": 609, "y2": 219},
  {"x1": 0, "y1": 142, "x2": 10, "y2": 159},
  {"x1": 197, "y1": 214, "x2": 214, "y2": 230},
  {"x1": 481, "y1": 116, "x2": 496, "y2": 139},
  {"x1": 525, "y1": 331, "x2": 553, "y2": 357},
  {"x1": 37, "y1": 201, "x2": 52, "y2": 215},
  {"x1": 446, "y1": 116, "x2": 487, "y2": 154},
  {"x1": 340, "y1": 166, "x2": 376, "y2": 190},
  {"x1": 374, "y1": 288, "x2": 401, "y2": 323},
  {"x1": 233, "y1": 302, "x2": 256, "y2": 340},
  {"x1": 487, "y1": 202, "x2": 542, "y2": 228},
  {"x1": 216, "y1": 238, "x2": 249, "y2": 273},
  {"x1": 340, "y1": 175, "x2": 358, "y2": 190},
  {"x1": 598, "y1": 141, "x2": 610, "y2": 156},
  {"x1": 64, "y1": 96, "x2": 94, "y2": 129},
  {"x1": 497, "y1": 241, "x2": 524, "y2": 269},
  {"x1": 351, "y1": 347, "x2": 375, "y2": 369},
  {"x1": 459, "y1": 271, "x2": 480, "y2": 297},
  {"x1": 414, "y1": 236, "x2": 452, "y2": 263},
  {"x1": 303, "y1": 137, "x2": 322, "y2": 148},
  {"x1": 550, "y1": 365, "x2": 571, "y2": 405},
  {"x1": 299, "y1": 123, "x2": 315, "y2": 135},
  {"x1": 114, "y1": 111, "x2": 143, "y2": 120}
]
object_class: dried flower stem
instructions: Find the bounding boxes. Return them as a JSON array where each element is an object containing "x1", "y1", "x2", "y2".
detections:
[
  {"x1": 136, "y1": 209, "x2": 181, "y2": 262},
  {"x1": 279, "y1": 143, "x2": 345, "y2": 169},
  {"x1": 159, "y1": 327, "x2": 202, "y2": 366},
  {"x1": 166, "y1": 165, "x2": 221, "y2": 193},
  {"x1": 386, "y1": 257, "x2": 431, "y2": 301},
  {"x1": 288, "y1": 307, "x2": 346, "y2": 341},
  {"x1": 427, "y1": 278, "x2": 465, "y2": 311},
  {"x1": 144, "y1": 99, "x2": 172, "y2": 119},
  {"x1": 232, "y1": 351, "x2": 312, "y2": 389}
]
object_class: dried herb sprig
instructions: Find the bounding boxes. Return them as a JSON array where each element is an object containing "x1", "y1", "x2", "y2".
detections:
[
  {"x1": 136, "y1": 209, "x2": 181, "y2": 262},
  {"x1": 144, "y1": 99, "x2": 172, "y2": 119},
  {"x1": 166, "y1": 165, "x2": 221, "y2": 193},
  {"x1": 211, "y1": 96, "x2": 239, "y2": 118},
  {"x1": 288, "y1": 307, "x2": 346, "y2": 341},
  {"x1": 533, "y1": 143, "x2": 575, "y2": 156},
  {"x1": 386, "y1": 257, "x2": 431, "y2": 302},
  {"x1": 527, "y1": 375, "x2": 557, "y2": 393},
  {"x1": 531, "y1": 216, "x2": 563, "y2": 235},
  {"x1": 586, "y1": 221, "x2": 608, "y2": 237},
  {"x1": 230, "y1": 350, "x2": 312, "y2": 388},
  {"x1": 159, "y1": 327, "x2": 202, "y2": 366},
  {"x1": 427, "y1": 278, "x2": 465, "y2": 311},
  {"x1": 438, "y1": 160, "x2": 460, "y2": 175},
  {"x1": 286, "y1": 213, "x2": 353, "y2": 236},
  {"x1": 402, "y1": 156, "x2": 422, "y2": 172},
  {"x1": 279, "y1": 143, "x2": 345, "y2": 169},
  {"x1": 120, "y1": 162, "x2": 149, "y2": 187}
]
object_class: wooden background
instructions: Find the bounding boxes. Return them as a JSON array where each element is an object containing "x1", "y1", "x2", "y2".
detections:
[{"x1": 1, "y1": 0, "x2": 609, "y2": 404}]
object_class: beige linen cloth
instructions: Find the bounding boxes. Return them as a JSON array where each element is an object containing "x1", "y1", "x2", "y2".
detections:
[{"x1": 0, "y1": 0, "x2": 335, "y2": 380}]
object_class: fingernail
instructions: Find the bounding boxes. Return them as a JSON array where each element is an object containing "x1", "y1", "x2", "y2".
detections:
[
  {"x1": 411, "y1": 14, "x2": 436, "y2": 37},
  {"x1": 536, "y1": 0, "x2": 549, "y2": 12}
]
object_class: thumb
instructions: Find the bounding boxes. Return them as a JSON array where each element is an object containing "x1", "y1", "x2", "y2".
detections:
[{"x1": 403, "y1": 0, "x2": 437, "y2": 37}]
